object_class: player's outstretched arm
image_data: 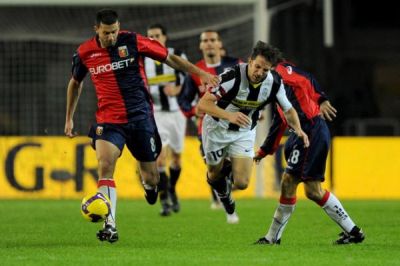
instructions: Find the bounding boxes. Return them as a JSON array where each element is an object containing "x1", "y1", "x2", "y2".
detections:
[
  {"x1": 283, "y1": 107, "x2": 310, "y2": 148},
  {"x1": 165, "y1": 54, "x2": 219, "y2": 87},
  {"x1": 65, "y1": 78, "x2": 83, "y2": 138}
]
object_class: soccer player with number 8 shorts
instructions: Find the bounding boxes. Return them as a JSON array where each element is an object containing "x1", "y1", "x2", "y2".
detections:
[{"x1": 253, "y1": 53, "x2": 365, "y2": 245}]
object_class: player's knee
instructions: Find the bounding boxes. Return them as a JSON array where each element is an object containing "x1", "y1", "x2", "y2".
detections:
[
  {"x1": 281, "y1": 172, "x2": 294, "y2": 186},
  {"x1": 305, "y1": 189, "x2": 322, "y2": 202},
  {"x1": 280, "y1": 172, "x2": 298, "y2": 196},
  {"x1": 234, "y1": 179, "x2": 248, "y2": 190},
  {"x1": 207, "y1": 170, "x2": 220, "y2": 181},
  {"x1": 304, "y1": 181, "x2": 325, "y2": 202}
]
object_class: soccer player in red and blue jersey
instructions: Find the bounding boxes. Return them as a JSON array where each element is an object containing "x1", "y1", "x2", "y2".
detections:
[
  {"x1": 253, "y1": 58, "x2": 365, "y2": 245},
  {"x1": 64, "y1": 9, "x2": 219, "y2": 243}
]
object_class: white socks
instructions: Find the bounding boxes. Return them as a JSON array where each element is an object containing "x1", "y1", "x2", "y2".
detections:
[
  {"x1": 264, "y1": 191, "x2": 357, "y2": 242},
  {"x1": 98, "y1": 179, "x2": 117, "y2": 226},
  {"x1": 320, "y1": 191, "x2": 355, "y2": 233},
  {"x1": 265, "y1": 197, "x2": 296, "y2": 242}
]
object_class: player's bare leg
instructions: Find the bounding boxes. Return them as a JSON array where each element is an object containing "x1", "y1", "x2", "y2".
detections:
[{"x1": 230, "y1": 157, "x2": 252, "y2": 190}]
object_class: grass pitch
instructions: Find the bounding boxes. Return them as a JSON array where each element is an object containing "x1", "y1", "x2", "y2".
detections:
[{"x1": 1, "y1": 198, "x2": 399, "y2": 266}]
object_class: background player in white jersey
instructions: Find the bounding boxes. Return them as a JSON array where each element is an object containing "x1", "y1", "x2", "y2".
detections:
[
  {"x1": 198, "y1": 41, "x2": 309, "y2": 224},
  {"x1": 145, "y1": 24, "x2": 187, "y2": 216}
]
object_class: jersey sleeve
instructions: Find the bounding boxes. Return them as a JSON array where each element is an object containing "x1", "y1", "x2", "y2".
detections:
[
  {"x1": 136, "y1": 34, "x2": 168, "y2": 62},
  {"x1": 309, "y1": 75, "x2": 329, "y2": 104},
  {"x1": 71, "y1": 52, "x2": 88, "y2": 82},
  {"x1": 259, "y1": 104, "x2": 288, "y2": 155},
  {"x1": 275, "y1": 81, "x2": 293, "y2": 112},
  {"x1": 209, "y1": 67, "x2": 237, "y2": 100}
]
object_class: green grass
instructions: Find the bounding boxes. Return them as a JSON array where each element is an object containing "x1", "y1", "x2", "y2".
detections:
[{"x1": 1, "y1": 199, "x2": 399, "y2": 266}]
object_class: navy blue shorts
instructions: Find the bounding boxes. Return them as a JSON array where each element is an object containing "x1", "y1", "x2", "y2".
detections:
[
  {"x1": 88, "y1": 116, "x2": 162, "y2": 162},
  {"x1": 284, "y1": 116, "x2": 330, "y2": 181}
]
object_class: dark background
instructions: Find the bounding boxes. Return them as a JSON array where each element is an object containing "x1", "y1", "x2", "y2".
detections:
[
  {"x1": 268, "y1": 0, "x2": 400, "y2": 136},
  {"x1": 0, "y1": 0, "x2": 398, "y2": 136}
]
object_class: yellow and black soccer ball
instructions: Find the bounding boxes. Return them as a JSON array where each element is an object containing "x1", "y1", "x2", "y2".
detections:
[{"x1": 81, "y1": 192, "x2": 111, "y2": 223}]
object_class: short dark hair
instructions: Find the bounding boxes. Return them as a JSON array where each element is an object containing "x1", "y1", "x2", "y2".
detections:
[
  {"x1": 147, "y1": 23, "x2": 167, "y2": 36},
  {"x1": 96, "y1": 9, "x2": 118, "y2": 26},
  {"x1": 250, "y1": 41, "x2": 283, "y2": 66},
  {"x1": 200, "y1": 29, "x2": 220, "y2": 41}
]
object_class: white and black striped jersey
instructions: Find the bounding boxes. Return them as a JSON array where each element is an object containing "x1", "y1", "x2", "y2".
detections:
[
  {"x1": 145, "y1": 47, "x2": 187, "y2": 112},
  {"x1": 209, "y1": 63, "x2": 292, "y2": 131}
]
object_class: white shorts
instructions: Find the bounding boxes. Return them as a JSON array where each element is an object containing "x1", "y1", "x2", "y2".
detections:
[
  {"x1": 201, "y1": 115, "x2": 256, "y2": 165},
  {"x1": 154, "y1": 111, "x2": 187, "y2": 153}
]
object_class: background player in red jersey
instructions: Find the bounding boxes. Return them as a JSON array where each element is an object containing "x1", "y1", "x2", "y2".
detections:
[
  {"x1": 179, "y1": 30, "x2": 241, "y2": 212},
  {"x1": 253, "y1": 57, "x2": 365, "y2": 245},
  {"x1": 145, "y1": 23, "x2": 187, "y2": 216},
  {"x1": 64, "y1": 9, "x2": 219, "y2": 243}
]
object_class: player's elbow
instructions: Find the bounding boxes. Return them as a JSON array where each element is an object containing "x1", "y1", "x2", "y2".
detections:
[
  {"x1": 197, "y1": 97, "x2": 207, "y2": 114},
  {"x1": 283, "y1": 107, "x2": 295, "y2": 116},
  {"x1": 283, "y1": 108, "x2": 297, "y2": 123},
  {"x1": 198, "y1": 92, "x2": 216, "y2": 115},
  {"x1": 69, "y1": 77, "x2": 82, "y2": 89}
]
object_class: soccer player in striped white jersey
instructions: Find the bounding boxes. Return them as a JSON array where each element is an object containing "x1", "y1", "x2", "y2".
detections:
[
  {"x1": 198, "y1": 41, "x2": 309, "y2": 224},
  {"x1": 178, "y1": 30, "x2": 242, "y2": 212},
  {"x1": 145, "y1": 24, "x2": 187, "y2": 216}
]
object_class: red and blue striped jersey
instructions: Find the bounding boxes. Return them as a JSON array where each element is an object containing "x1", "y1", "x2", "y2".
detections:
[
  {"x1": 72, "y1": 31, "x2": 168, "y2": 123},
  {"x1": 260, "y1": 61, "x2": 329, "y2": 155}
]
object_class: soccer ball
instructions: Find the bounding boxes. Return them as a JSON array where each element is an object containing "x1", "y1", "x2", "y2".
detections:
[{"x1": 81, "y1": 192, "x2": 111, "y2": 223}]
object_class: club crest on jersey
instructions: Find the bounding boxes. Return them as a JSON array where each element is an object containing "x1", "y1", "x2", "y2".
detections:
[
  {"x1": 118, "y1": 46, "x2": 129, "y2": 58},
  {"x1": 286, "y1": 66, "x2": 293, "y2": 74},
  {"x1": 96, "y1": 126, "x2": 103, "y2": 136}
]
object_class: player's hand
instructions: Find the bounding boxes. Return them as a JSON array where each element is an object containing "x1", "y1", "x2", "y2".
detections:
[
  {"x1": 228, "y1": 112, "x2": 251, "y2": 128},
  {"x1": 319, "y1": 101, "x2": 337, "y2": 121},
  {"x1": 296, "y1": 129, "x2": 309, "y2": 148},
  {"x1": 199, "y1": 71, "x2": 219, "y2": 88},
  {"x1": 253, "y1": 149, "x2": 267, "y2": 165},
  {"x1": 64, "y1": 119, "x2": 77, "y2": 138}
]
